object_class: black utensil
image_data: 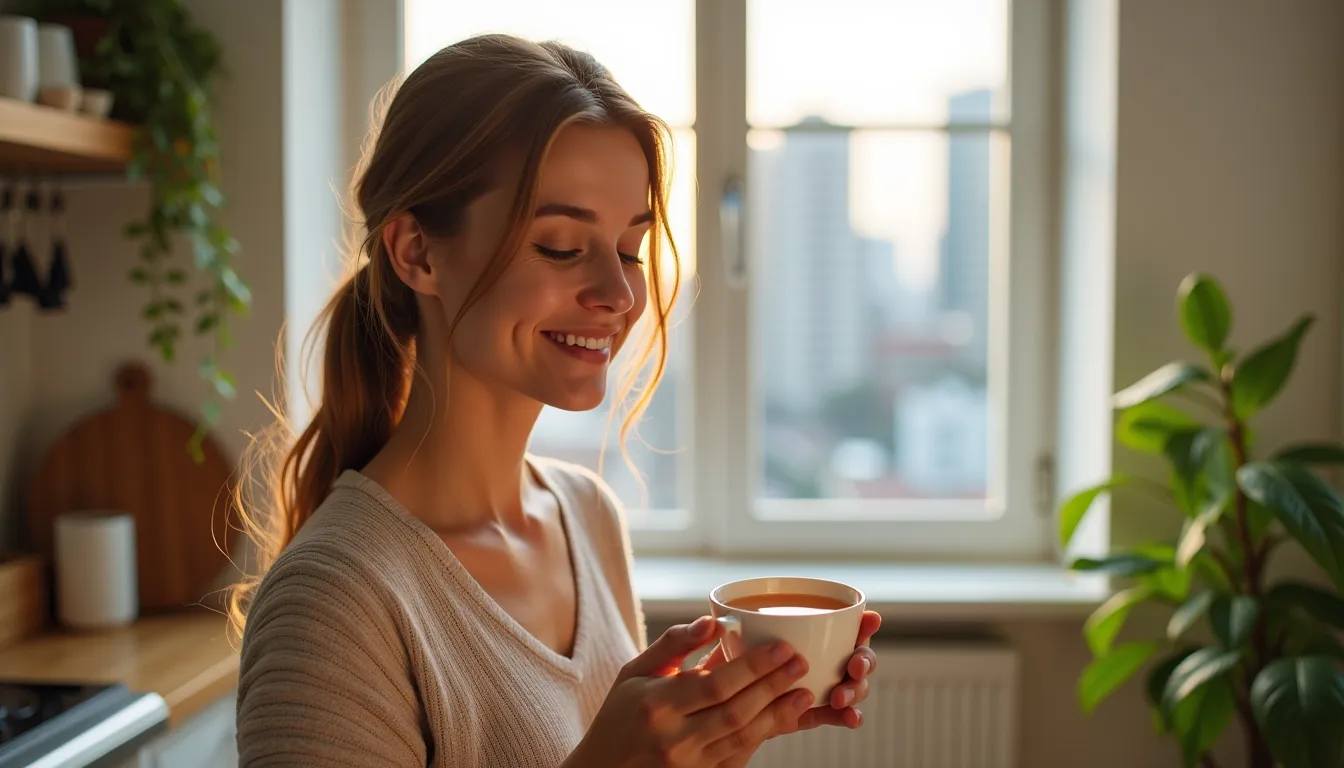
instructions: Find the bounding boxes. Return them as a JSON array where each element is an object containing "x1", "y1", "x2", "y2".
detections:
[
  {"x1": 40, "y1": 187, "x2": 71, "y2": 310},
  {"x1": 10, "y1": 187, "x2": 43, "y2": 300}
]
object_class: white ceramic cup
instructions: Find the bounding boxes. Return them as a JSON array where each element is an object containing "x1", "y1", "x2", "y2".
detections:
[
  {"x1": 709, "y1": 576, "x2": 866, "y2": 704},
  {"x1": 0, "y1": 16, "x2": 39, "y2": 101},
  {"x1": 55, "y1": 511, "x2": 139, "y2": 630},
  {"x1": 36, "y1": 22, "x2": 78, "y2": 90}
]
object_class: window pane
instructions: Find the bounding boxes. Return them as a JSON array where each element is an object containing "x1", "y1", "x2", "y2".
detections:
[
  {"x1": 529, "y1": 131, "x2": 696, "y2": 521},
  {"x1": 750, "y1": 128, "x2": 1002, "y2": 502},
  {"x1": 746, "y1": 0, "x2": 1008, "y2": 126},
  {"x1": 403, "y1": 0, "x2": 694, "y2": 126}
]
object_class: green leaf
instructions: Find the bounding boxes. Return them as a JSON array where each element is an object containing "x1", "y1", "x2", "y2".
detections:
[
  {"x1": 1059, "y1": 478, "x2": 1125, "y2": 548},
  {"x1": 1162, "y1": 647, "x2": 1242, "y2": 711},
  {"x1": 196, "y1": 314, "x2": 219, "y2": 334},
  {"x1": 1172, "y1": 674, "x2": 1235, "y2": 768},
  {"x1": 1247, "y1": 499, "x2": 1277, "y2": 542},
  {"x1": 1117, "y1": 400, "x2": 1201, "y2": 455},
  {"x1": 1168, "y1": 590, "x2": 1216, "y2": 641},
  {"x1": 219, "y1": 266, "x2": 252, "y2": 307},
  {"x1": 1275, "y1": 442, "x2": 1344, "y2": 465},
  {"x1": 1113, "y1": 363, "x2": 1212, "y2": 411},
  {"x1": 1230, "y1": 315, "x2": 1314, "y2": 418},
  {"x1": 1238, "y1": 461, "x2": 1344, "y2": 590},
  {"x1": 1079, "y1": 641, "x2": 1160, "y2": 714},
  {"x1": 1147, "y1": 647, "x2": 1199, "y2": 733},
  {"x1": 1301, "y1": 633, "x2": 1344, "y2": 662},
  {"x1": 1071, "y1": 554, "x2": 1166, "y2": 578},
  {"x1": 1177, "y1": 273, "x2": 1232, "y2": 353},
  {"x1": 1084, "y1": 586, "x2": 1153, "y2": 656},
  {"x1": 1251, "y1": 656, "x2": 1344, "y2": 768},
  {"x1": 1176, "y1": 504, "x2": 1224, "y2": 568},
  {"x1": 1140, "y1": 564, "x2": 1193, "y2": 603},
  {"x1": 200, "y1": 400, "x2": 222, "y2": 425},
  {"x1": 1191, "y1": 552, "x2": 1235, "y2": 593},
  {"x1": 165, "y1": 268, "x2": 188, "y2": 285},
  {"x1": 128, "y1": 267, "x2": 151, "y2": 284},
  {"x1": 1266, "y1": 581, "x2": 1344, "y2": 629},
  {"x1": 1208, "y1": 594, "x2": 1258, "y2": 648}
]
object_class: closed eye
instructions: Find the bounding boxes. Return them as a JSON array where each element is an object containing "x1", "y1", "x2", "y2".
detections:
[
  {"x1": 534, "y1": 243, "x2": 645, "y2": 266},
  {"x1": 533, "y1": 244, "x2": 581, "y2": 261}
]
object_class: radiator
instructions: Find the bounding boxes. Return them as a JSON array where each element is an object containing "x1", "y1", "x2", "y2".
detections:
[{"x1": 749, "y1": 643, "x2": 1020, "y2": 768}]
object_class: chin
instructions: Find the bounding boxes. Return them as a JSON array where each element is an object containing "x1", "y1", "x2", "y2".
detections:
[{"x1": 536, "y1": 383, "x2": 608, "y2": 413}]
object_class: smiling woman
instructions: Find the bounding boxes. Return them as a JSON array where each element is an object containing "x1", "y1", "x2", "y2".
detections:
[{"x1": 229, "y1": 32, "x2": 880, "y2": 768}]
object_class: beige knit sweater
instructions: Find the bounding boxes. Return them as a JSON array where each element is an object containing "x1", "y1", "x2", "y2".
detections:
[{"x1": 235, "y1": 456, "x2": 648, "y2": 767}]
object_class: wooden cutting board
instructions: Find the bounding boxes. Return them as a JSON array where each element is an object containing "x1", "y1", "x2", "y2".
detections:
[{"x1": 25, "y1": 362, "x2": 236, "y2": 613}]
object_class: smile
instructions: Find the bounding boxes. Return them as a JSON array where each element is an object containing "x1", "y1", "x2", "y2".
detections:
[{"x1": 543, "y1": 331, "x2": 614, "y2": 363}]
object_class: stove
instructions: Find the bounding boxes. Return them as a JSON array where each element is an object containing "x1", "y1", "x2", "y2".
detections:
[{"x1": 0, "y1": 682, "x2": 167, "y2": 767}]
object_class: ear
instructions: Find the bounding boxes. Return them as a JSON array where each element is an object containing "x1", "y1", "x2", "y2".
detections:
[{"x1": 382, "y1": 212, "x2": 439, "y2": 296}]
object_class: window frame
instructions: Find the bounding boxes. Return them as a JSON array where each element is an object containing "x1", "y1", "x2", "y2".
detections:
[{"x1": 643, "y1": 0, "x2": 1058, "y2": 559}]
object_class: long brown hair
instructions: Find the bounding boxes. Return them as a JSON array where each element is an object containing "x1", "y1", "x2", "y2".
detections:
[{"x1": 227, "y1": 34, "x2": 681, "y2": 642}]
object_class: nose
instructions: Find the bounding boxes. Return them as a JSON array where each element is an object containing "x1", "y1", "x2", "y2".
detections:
[{"x1": 576, "y1": 250, "x2": 635, "y2": 315}]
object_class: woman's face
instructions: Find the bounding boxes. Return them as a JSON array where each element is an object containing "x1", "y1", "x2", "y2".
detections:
[{"x1": 429, "y1": 123, "x2": 653, "y2": 411}]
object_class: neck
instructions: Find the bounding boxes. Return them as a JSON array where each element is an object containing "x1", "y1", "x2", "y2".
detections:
[{"x1": 364, "y1": 352, "x2": 543, "y2": 531}]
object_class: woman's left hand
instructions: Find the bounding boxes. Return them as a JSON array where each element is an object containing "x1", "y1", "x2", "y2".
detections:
[{"x1": 702, "y1": 610, "x2": 882, "y2": 767}]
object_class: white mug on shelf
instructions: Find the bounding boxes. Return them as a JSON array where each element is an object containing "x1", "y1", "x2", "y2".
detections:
[
  {"x1": 0, "y1": 16, "x2": 39, "y2": 102},
  {"x1": 36, "y1": 22, "x2": 79, "y2": 90}
]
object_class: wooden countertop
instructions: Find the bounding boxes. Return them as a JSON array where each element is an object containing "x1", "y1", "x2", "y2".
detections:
[{"x1": 0, "y1": 610, "x2": 239, "y2": 726}]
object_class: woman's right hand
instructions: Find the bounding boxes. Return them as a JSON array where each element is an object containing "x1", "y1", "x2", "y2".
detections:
[{"x1": 567, "y1": 616, "x2": 814, "y2": 768}]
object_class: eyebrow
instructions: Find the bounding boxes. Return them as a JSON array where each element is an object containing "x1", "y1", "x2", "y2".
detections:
[{"x1": 534, "y1": 202, "x2": 654, "y2": 227}]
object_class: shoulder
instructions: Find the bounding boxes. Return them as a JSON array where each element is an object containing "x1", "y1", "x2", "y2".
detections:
[{"x1": 240, "y1": 482, "x2": 421, "y2": 662}]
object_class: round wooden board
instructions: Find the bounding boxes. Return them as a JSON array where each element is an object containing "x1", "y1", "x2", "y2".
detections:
[{"x1": 25, "y1": 362, "x2": 236, "y2": 613}]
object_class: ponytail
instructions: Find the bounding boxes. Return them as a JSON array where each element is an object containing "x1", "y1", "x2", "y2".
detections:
[{"x1": 227, "y1": 245, "x2": 417, "y2": 644}]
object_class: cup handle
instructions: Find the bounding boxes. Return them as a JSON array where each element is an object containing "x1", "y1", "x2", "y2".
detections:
[{"x1": 715, "y1": 615, "x2": 744, "y2": 659}]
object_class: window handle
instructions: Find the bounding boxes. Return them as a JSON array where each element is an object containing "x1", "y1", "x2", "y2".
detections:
[{"x1": 720, "y1": 175, "x2": 747, "y2": 289}]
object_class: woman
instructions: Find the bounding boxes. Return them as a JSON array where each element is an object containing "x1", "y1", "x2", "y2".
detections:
[{"x1": 232, "y1": 34, "x2": 881, "y2": 767}]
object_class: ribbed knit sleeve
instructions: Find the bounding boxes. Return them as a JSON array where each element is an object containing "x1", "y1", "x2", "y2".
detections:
[{"x1": 236, "y1": 547, "x2": 427, "y2": 767}]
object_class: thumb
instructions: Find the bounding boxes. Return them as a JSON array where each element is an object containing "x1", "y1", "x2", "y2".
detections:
[{"x1": 621, "y1": 616, "x2": 718, "y2": 679}]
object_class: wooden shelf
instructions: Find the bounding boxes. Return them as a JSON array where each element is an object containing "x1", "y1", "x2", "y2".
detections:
[{"x1": 0, "y1": 96, "x2": 135, "y2": 175}]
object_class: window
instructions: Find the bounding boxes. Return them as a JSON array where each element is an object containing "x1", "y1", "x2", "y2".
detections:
[{"x1": 400, "y1": 0, "x2": 1053, "y2": 559}]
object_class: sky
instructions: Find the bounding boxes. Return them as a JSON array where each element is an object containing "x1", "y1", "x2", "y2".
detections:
[{"x1": 402, "y1": 0, "x2": 1008, "y2": 289}]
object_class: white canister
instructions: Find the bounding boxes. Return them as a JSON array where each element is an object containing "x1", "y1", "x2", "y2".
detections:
[
  {"x1": 36, "y1": 22, "x2": 78, "y2": 90},
  {"x1": 0, "y1": 16, "x2": 39, "y2": 101},
  {"x1": 55, "y1": 511, "x2": 139, "y2": 630}
]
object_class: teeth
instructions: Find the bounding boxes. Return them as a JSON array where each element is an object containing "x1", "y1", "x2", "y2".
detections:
[{"x1": 548, "y1": 332, "x2": 611, "y2": 351}]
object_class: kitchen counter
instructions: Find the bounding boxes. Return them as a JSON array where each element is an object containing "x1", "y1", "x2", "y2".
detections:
[{"x1": 0, "y1": 609, "x2": 239, "y2": 726}]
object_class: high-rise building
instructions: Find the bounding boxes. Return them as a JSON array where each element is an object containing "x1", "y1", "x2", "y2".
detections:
[
  {"x1": 752, "y1": 117, "x2": 872, "y2": 413},
  {"x1": 938, "y1": 89, "x2": 993, "y2": 369}
]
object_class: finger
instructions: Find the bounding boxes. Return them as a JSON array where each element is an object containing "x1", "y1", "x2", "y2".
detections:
[
  {"x1": 702, "y1": 688, "x2": 814, "y2": 763},
  {"x1": 798, "y1": 706, "x2": 864, "y2": 731},
  {"x1": 669, "y1": 639, "x2": 796, "y2": 713},
  {"x1": 829, "y1": 678, "x2": 869, "y2": 709},
  {"x1": 857, "y1": 611, "x2": 882, "y2": 647},
  {"x1": 846, "y1": 646, "x2": 878, "y2": 680},
  {"x1": 621, "y1": 616, "x2": 717, "y2": 679},
  {"x1": 687, "y1": 654, "x2": 809, "y2": 743}
]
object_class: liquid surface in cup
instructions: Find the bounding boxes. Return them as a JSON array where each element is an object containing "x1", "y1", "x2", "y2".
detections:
[{"x1": 725, "y1": 592, "x2": 852, "y2": 615}]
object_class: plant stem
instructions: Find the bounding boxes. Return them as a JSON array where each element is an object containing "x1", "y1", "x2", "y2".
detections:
[{"x1": 1218, "y1": 375, "x2": 1274, "y2": 768}]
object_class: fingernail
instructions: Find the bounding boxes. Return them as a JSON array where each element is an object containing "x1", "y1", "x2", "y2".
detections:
[
  {"x1": 852, "y1": 709, "x2": 864, "y2": 728},
  {"x1": 841, "y1": 688, "x2": 856, "y2": 707},
  {"x1": 786, "y1": 657, "x2": 806, "y2": 676},
  {"x1": 771, "y1": 642, "x2": 793, "y2": 663},
  {"x1": 860, "y1": 657, "x2": 871, "y2": 676}
]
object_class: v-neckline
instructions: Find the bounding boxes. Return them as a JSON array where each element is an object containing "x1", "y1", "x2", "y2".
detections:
[{"x1": 337, "y1": 455, "x2": 592, "y2": 678}]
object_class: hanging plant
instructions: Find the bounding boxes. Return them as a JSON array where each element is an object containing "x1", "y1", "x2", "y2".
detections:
[{"x1": 18, "y1": 0, "x2": 248, "y2": 460}]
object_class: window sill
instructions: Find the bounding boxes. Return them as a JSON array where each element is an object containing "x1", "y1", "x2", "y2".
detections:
[{"x1": 632, "y1": 557, "x2": 1109, "y2": 622}]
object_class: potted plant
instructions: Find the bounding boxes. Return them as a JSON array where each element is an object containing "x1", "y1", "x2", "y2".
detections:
[
  {"x1": 16, "y1": 0, "x2": 248, "y2": 459},
  {"x1": 1060, "y1": 273, "x2": 1344, "y2": 767}
]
